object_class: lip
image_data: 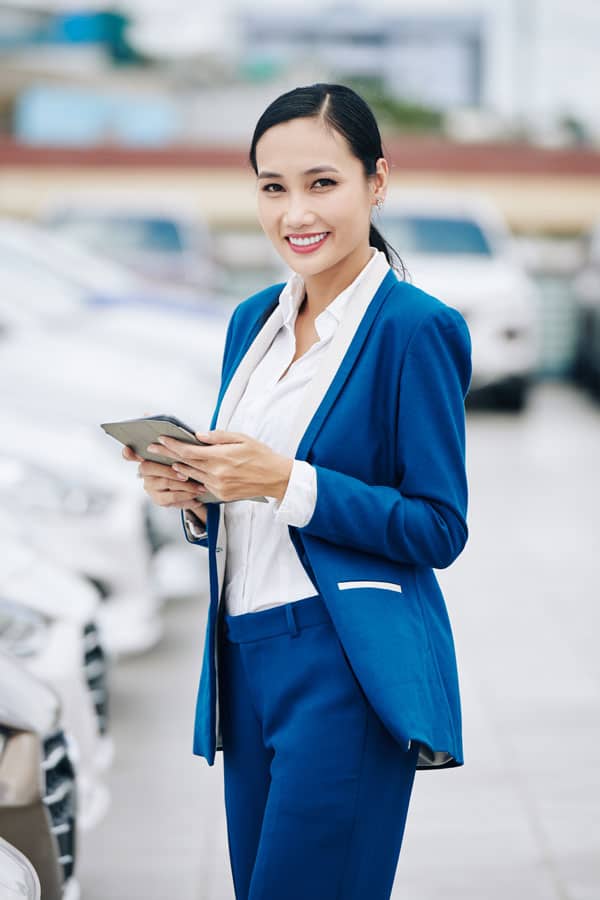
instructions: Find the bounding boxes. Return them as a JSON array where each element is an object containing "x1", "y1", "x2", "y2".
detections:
[{"x1": 285, "y1": 232, "x2": 330, "y2": 254}]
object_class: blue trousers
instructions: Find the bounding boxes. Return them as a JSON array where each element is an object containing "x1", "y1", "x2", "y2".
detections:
[{"x1": 218, "y1": 593, "x2": 420, "y2": 900}]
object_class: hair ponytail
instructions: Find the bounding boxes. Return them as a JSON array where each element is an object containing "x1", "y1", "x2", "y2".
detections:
[{"x1": 369, "y1": 222, "x2": 407, "y2": 279}]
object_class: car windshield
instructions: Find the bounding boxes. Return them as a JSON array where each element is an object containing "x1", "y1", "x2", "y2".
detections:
[
  {"x1": 382, "y1": 215, "x2": 493, "y2": 256},
  {"x1": 55, "y1": 217, "x2": 184, "y2": 255}
]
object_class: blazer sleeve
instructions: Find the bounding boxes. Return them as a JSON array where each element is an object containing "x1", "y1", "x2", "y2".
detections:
[
  {"x1": 297, "y1": 307, "x2": 472, "y2": 569},
  {"x1": 181, "y1": 509, "x2": 208, "y2": 546}
]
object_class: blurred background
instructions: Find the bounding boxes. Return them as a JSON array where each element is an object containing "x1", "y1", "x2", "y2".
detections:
[{"x1": 0, "y1": 1, "x2": 598, "y2": 899}]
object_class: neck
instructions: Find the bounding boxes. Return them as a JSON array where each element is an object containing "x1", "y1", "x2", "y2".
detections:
[{"x1": 301, "y1": 244, "x2": 374, "y2": 318}]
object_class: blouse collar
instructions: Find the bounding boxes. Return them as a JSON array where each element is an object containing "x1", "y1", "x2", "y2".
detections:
[{"x1": 277, "y1": 247, "x2": 387, "y2": 341}]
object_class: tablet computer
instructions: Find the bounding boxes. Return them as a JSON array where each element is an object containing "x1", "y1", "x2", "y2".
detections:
[{"x1": 100, "y1": 414, "x2": 267, "y2": 503}]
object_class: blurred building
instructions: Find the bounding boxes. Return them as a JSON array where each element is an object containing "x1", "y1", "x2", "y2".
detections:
[
  {"x1": 240, "y1": 9, "x2": 484, "y2": 110},
  {"x1": 1, "y1": 1, "x2": 600, "y2": 147}
]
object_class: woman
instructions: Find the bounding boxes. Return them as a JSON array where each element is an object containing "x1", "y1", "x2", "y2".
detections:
[{"x1": 123, "y1": 83, "x2": 471, "y2": 900}]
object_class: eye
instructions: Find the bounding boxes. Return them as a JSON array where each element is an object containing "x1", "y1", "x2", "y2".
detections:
[{"x1": 261, "y1": 178, "x2": 337, "y2": 194}]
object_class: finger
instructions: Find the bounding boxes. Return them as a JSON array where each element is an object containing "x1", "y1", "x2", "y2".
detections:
[
  {"x1": 123, "y1": 445, "x2": 143, "y2": 462},
  {"x1": 146, "y1": 438, "x2": 191, "y2": 460},
  {"x1": 144, "y1": 476, "x2": 202, "y2": 495},
  {"x1": 155, "y1": 490, "x2": 209, "y2": 508},
  {"x1": 148, "y1": 436, "x2": 216, "y2": 462},
  {"x1": 138, "y1": 460, "x2": 192, "y2": 480},
  {"x1": 186, "y1": 502, "x2": 207, "y2": 522},
  {"x1": 171, "y1": 462, "x2": 209, "y2": 481},
  {"x1": 194, "y1": 429, "x2": 245, "y2": 444}
]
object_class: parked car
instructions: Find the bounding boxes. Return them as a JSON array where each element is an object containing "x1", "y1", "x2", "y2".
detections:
[
  {"x1": 0, "y1": 283, "x2": 221, "y2": 431},
  {"x1": 572, "y1": 219, "x2": 600, "y2": 398},
  {"x1": 0, "y1": 837, "x2": 41, "y2": 900},
  {"x1": 0, "y1": 533, "x2": 112, "y2": 830},
  {"x1": 380, "y1": 190, "x2": 541, "y2": 410},
  {"x1": 0, "y1": 412, "x2": 163, "y2": 658},
  {"x1": 0, "y1": 650, "x2": 79, "y2": 900},
  {"x1": 0, "y1": 216, "x2": 223, "y2": 316},
  {"x1": 42, "y1": 203, "x2": 219, "y2": 291}
]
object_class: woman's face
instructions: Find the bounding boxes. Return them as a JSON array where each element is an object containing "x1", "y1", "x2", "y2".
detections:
[{"x1": 254, "y1": 116, "x2": 387, "y2": 278}]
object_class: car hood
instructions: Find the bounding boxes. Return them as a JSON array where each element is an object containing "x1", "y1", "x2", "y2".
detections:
[
  {"x1": 0, "y1": 412, "x2": 136, "y2": 493},
  {"x1": 0, "y1": 328, "x2": 216, "y2": 431},
  {"x1": 0, "y1": 534, "x2": 99, "y2": 623},
  {"x1": 0, "y1": 650, "x2": 60, "y2": 734}
]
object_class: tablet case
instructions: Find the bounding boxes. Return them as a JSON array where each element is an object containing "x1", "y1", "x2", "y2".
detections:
[{"x1": 100, "y1": 415, "x2": 268, "y2": 504}]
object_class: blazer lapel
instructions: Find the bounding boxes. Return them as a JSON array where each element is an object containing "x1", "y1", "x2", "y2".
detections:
[
  {"x1": 292, "y1": 261, "x2": 399, "y2": 459},
  {"x1": 215, "y1": 303, "x2": 283, "y2": 431}
]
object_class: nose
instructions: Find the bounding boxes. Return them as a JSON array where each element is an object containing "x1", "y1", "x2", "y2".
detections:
[{"x1": 282, "y1": 192, "x2": 315, "y2": 231}]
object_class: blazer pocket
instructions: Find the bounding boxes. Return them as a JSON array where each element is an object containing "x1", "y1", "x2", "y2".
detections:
[{"x1": 336, "y1": 580, "x2": 403, "y2": 594}]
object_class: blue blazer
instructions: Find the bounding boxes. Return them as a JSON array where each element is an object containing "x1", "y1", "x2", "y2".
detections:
[{"x1": 183, "y1": 263, "x2": 472, "y2": 770}]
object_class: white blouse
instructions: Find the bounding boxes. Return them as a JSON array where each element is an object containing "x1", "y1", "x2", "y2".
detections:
[{"x1": 186, "y1": 247, "x2": 389, "y2": 617}]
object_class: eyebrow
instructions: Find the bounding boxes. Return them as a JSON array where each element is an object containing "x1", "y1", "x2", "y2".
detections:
[{"x1": 257, "y1": 165, "x2": 341, "y2": 179}]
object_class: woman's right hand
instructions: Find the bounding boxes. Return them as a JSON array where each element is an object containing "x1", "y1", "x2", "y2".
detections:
[{"x1": 122, "y1": 445, "x2": 207, "y2": 524}]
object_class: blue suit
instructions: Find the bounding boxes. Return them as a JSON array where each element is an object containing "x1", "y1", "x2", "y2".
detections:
[{"x1": 183, "y1": 264, "x2": 472, "y2": 773}]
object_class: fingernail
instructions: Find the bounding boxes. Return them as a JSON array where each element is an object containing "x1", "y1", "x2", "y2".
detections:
[{"x1": 175, "y1": 472, "x2": 188, "y2": 481}]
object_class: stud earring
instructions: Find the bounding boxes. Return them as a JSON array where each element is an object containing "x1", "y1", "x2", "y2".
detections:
[{"x1": 375, "y1": 197, "x2": 384, "y2": 210}]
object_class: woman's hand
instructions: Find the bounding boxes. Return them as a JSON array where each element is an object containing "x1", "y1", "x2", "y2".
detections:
[
  {"x1": 145, "y1": 430, "x2": 293, "y2": 503},
  {"x1": 121, "y1": 445, "x2": 207, "y2": 522}
]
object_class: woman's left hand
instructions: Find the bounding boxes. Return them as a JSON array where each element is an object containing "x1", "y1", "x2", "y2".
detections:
[{"x1": 146, "y1": 430, "x2": 293, "y2": 503}]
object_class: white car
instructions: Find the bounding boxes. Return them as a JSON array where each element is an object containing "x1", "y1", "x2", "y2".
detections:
[
  {"x1": 0, "y1": 240, "x2": 224, "y2": 432},
  {"x1": 0, "y1": 216, "x2": 231, "y2": 366},
  {"x1": 0, "y1": 837, "x2": 41, "y2": 900},
  {"x1": 0, "y1": 651, "x2": 79, "y2": 900},
  {"x1": 0, "y1": 412, "x2": 163, "y2": 657},
  {"x1": 41, "y1": 204, "x2": 219, "y2": 291},
  {"x1": 0, "y1": 534, "x2": 112, "y2": 831},
  {"x1": 380, "y1": 190, "x2": 541, "y2": 410},
  {"x1": 0, "y1": 254, "x2": 222, "y2": 604},
  {"x1": 0, "y1": 216, "x2": 211, "y2": 310}
]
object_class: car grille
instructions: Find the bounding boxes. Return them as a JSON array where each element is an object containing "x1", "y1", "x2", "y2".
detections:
[
  {"x1": 42, "y1": 729, "x2": 77, "y2": 883},
  {"x1": 82, "y1": 621, "x2": 109, "y2": 735}
]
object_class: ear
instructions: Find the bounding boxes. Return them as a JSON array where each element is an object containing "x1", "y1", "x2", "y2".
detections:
[{"x1": 374, "y1": 157, "x2": 389, "y2": 197}]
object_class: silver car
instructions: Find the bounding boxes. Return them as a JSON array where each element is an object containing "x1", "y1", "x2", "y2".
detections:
[
  {"x1": 0, "y1": 651, "x2": 79, "y2": 900},
  {"x1": 0, "y1": 534, "x2": 113, "y2": 830},
  {"x1": 380, "y1": 190, "x2": 541, "y2": 410}
]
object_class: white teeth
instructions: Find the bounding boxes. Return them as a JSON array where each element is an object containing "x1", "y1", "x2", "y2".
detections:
[{"x1": 288, "y1": 232, "x2": 328, "y2": 246}]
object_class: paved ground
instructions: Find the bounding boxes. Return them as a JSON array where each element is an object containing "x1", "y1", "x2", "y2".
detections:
[{"x1": 78, "y1": 381, "x2": 600, "y2": 900}]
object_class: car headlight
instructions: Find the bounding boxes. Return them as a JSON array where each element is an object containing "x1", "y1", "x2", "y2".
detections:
[
  {"x1": 0, "y1": 599, "x2": 51, "y2": 658},
  {"x1": 0, "y1": 457, "x2": 112, "y2": 517}
]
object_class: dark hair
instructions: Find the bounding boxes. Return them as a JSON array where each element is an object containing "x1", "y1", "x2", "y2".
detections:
[{"x1": 249, "y1": 82, "x2": 407, "y2": 279}]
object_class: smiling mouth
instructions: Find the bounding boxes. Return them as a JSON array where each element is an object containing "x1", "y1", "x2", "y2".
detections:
[{"x1": 285, "y1": 232, "x2": 330, "y2": 252}]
